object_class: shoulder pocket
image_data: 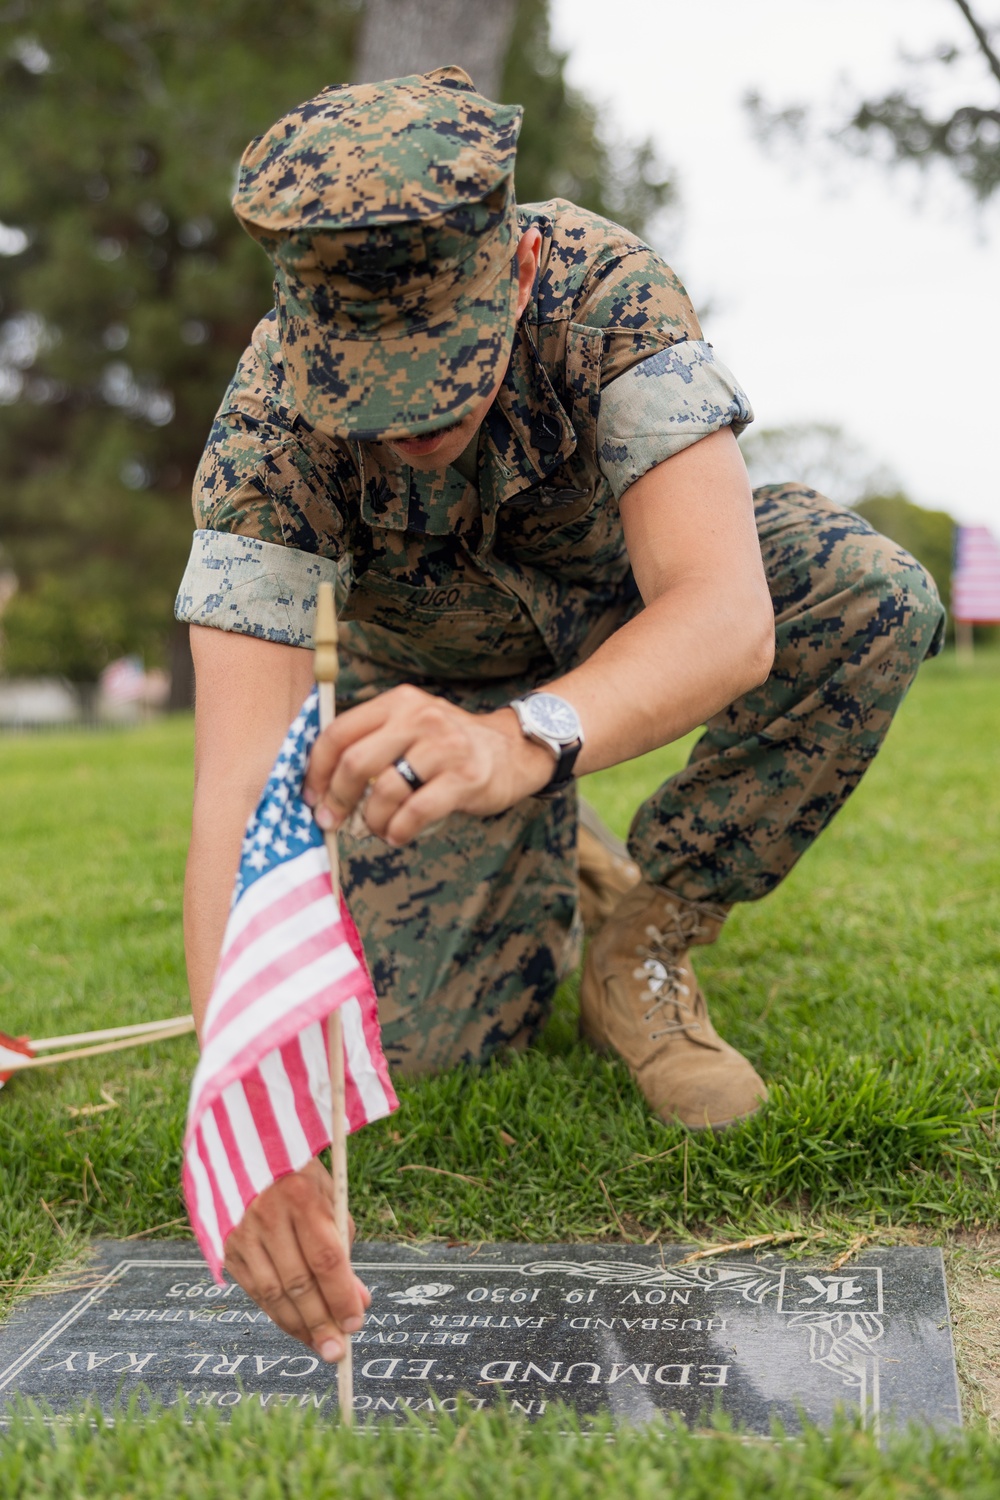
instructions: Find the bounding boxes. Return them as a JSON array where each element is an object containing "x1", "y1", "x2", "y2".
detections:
[{"x1": 253, "y1": 442, "x2": 346, "y2": 560}]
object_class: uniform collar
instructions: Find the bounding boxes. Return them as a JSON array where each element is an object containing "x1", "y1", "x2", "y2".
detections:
[{"x1": 355, "y1": 441, "x2": 480, "y2": 542}]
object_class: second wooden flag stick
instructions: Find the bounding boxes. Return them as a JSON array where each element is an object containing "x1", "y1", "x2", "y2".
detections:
[{"x1": 313, "y1": 579, "x2": 354, "y2": 1425}]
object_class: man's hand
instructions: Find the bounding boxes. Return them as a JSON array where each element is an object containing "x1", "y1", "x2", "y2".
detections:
[
  {"x1": 303, "y1": 685, "x2": 555, "y2": 846},
  {"x1": 222, "y1": 1158, "x2": 370, "y2": 1361}
]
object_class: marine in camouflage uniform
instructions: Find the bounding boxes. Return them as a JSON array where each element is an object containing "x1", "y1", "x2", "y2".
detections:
[{"x1": 177, "y1": 68, "x2": 944, "y2": 1127}]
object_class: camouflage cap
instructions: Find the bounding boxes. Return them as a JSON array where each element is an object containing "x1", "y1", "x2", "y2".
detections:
[{"x1": 233, "y1": 67, "x2": 524, "y2": 441}]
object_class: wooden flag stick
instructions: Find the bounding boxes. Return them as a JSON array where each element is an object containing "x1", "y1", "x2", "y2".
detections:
[
  {"x1": 32, "y1": 1016, "x2": 195, "y2": 1052},
  {"x1": 314, "y1": 580, "x2": 353, "y2": 1426},
  {"x1": 5, "y1": 1021, "x2": 195, "y2": 1071}
]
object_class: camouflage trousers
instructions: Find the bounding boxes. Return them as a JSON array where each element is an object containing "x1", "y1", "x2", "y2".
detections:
[{"x1": 339, "y1": 485, "x2": 945, "y2": 1076}]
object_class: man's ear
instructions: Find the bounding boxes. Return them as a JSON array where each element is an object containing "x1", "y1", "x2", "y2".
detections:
[{"x1": 514, "y1": 227, "x2": 542, "y2": 320}]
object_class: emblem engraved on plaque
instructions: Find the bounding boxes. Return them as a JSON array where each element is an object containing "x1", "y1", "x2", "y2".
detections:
[
  {"x1": 387, "y1": 1283, "x2": 456, "y2": 1306},
  {"x1": 778, "y1": 1267, "x2": 883, "y2": 1314}
]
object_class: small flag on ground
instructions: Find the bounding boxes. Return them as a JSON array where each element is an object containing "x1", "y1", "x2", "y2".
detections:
[
  {"x1": 952, "y1": 525, "x2": 1000, "y2": 623},
  {"x1": 0, "y1": 1033, "x2": 33, "y2": 1089},
  {"x1": 183, "y1": 689, "x2": 398, "y2": 1279}
]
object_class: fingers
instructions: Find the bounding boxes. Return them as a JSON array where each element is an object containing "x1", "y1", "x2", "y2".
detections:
[
  {"x1": 222, "y1": 1163, "x2": 369, "y2": 1362},
  {"x1": 291, "y1": 1206, "x2": 367, "y2": 1354},
  {"x1": 269, "y1": 1233, "x2": 359, "y2": 1363},
  {"x1": 301, "y1": 685, "x2": 532, "y2": 845},
  {"x1": 302, "y1": 686, "x2": 422, "y2": 810},
  {"x1": 360, "y1": 743, "x2": 453, "y2": 839},
  {"x1": 381, "y1": 774, "x2": 468, "y2": 847},
  {"x1": 304, "y1": 686, "x2": 467, "y2": 830},
  {"x1": 324, "y1": 723, "x2": 425, "y2": 825},
  {"x1": 224, "y1": 1235, "x2": 319, "y2": 1352}
]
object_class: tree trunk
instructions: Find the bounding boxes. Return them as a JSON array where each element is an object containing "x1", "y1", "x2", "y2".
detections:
[
  {"x1": 354, "y1": 0, "x2": 518, "y2": 99},
  {"x1": 72, "y1": 679, "x2": 100, "y2": 726}
]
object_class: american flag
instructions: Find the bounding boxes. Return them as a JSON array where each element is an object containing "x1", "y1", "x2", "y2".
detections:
[
  {"x1": 99, "y1": 655, "x2": 146, "y2": 704},
  {"x1": 952, "y1": 525, "x2": 1000, "y2": 623},
  {"x1": 183, "y1": 689, "x2": 398, "y2": 1279}
]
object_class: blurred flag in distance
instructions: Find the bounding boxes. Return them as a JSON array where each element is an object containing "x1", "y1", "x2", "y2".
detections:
[{"x1": 952, "y1": 525, "x2": 1000, "y2": 623}]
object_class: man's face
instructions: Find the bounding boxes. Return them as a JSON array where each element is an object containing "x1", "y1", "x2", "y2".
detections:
[{"x1": 383, "y1": 226, "x2": 541, "y2": 474}]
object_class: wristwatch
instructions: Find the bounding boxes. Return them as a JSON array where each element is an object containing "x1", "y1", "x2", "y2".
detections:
[{"x1": 508, "y1": 691, "x2": 585, "y2": 796}]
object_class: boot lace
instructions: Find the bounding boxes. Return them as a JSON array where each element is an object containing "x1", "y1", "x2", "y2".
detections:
[{"x1": 632, "y1": 919, "x2": 704, "y2": 1043}]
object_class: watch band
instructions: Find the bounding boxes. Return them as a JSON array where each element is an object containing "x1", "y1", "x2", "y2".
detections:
[
  {"x1": 508, "y1": 693, "x2": 584, "y2": 798},
  {"x1": 538, "y1": 738, "x2": 582, "y2": 797}
]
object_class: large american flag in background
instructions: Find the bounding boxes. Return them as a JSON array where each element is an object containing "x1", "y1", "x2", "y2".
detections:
[
  {"x1": 952, "y1": 525, "x2": 1000, "y2": 623},
  {"x1": 184, "y1": 689, "x2": 398, "y2": 1279}
]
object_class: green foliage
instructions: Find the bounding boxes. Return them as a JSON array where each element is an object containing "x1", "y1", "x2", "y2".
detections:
[
  {"x1": 854, "y1": 493, "x2": 955, "y2": 615},
  {"x1": 746, "y1": 1, "x2": 1000, "y2": 203},
  {"x1": 0, "y1": 0, "x2": 360, "y2": 679},
  {"x1": 501, "y1": 0, "x2": 675, "y2": 240},
  {"x1": 839, "y1": 0, "x2": 1000, "y2": 203},
  {"x1": 2, "y1": 560, "x2": 157, "y2": 682},
  {"x1": 739, "y1": 420, "x2": 898, "y2": 507},
  {"x1": 3, "y1": 1400, "x2": 1000, "y2": 1498},
  {"x1": 845, "y1": 89, "x2": 1000, "y2": 203},
  {"x1": 2, "y1": 652, "x2": 998, "y2": 1316}
]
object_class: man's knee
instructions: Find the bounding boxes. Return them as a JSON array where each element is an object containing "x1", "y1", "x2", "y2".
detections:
[
  {"x1": 755, "y1": 482, "x2": 945, "y2": 666},
  {"x1": 842, "y1": 521, "x2": 946, "y2": 667}
]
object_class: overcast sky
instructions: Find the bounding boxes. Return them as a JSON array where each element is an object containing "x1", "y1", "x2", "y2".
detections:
[{"x1": 550, "y1": 0, "x2": 1000, "y2": 529}]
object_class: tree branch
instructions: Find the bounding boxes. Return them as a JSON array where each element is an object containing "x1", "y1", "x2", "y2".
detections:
[{"x1": 953, "y1": 0, "x2": 1000, "y2": 94}]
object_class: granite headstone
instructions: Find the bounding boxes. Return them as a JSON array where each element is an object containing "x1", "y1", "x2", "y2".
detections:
[{"x1": 0, "y1": 1241, "x2": 961, "y2": 1432}]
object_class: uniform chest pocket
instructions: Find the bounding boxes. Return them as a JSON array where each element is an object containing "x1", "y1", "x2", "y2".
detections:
[
  {"x1": 342, "y1": 571, "x2": 541, "y2": 680},
  {"x1": 498, "y1": 481, "x2": 603, "y2": 561}
]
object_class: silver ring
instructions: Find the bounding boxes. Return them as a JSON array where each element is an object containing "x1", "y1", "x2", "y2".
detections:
[{"x1": 393, "y1": 756, "x2": 424, "y2": 792}]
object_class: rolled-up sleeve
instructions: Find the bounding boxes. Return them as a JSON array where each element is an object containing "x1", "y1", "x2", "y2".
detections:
[
  {"x1": 596, "y1": 340, "x2": 754, "y2": 500},
  {"x1": 175, "y1": 314, "x2": 350, "y2": 646},
  {"x1": 175, "y1": 531, "x2": 344, "y2": 647}
]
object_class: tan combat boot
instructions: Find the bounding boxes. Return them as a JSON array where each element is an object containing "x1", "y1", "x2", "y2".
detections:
[
  {"x1": 580, "y1": 882, "x2": 767, "y2": 1130},
  {"x1": 577, "y1": 800, "x2": 642, "y2": 935}
]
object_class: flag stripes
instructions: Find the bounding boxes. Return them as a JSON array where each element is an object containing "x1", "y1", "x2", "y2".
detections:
[
  {"x1": 953, "y1": 524, "x2": 1000, "y2": 623},
  {"x1": 182, "y1": 691, "x2": 397, "y2": 1279}
]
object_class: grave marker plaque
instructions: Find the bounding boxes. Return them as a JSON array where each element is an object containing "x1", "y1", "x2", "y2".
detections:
[{"x1": 0, "y1": 1241, "x2": 960, "y2": 1431}]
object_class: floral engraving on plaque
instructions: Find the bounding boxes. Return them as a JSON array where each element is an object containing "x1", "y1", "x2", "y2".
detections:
[
  {"x1": 387, "y1": 1282, "x2": 456, "y2": 1306},
  {"x1": 778, "y1": 1266, "x2": 885, "y2": 1426}
]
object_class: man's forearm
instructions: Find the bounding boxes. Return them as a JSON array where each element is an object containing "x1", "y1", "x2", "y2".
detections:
[
  {"x1": 526, "y1": 429, "x2": 774, "y2": 777},
  {"x1": 185, "y1": 627, "x2": 316, "y2": 1031},
  {"x1": 184, "y1": 791, "x2": 251, "y2": 1033},
  {"x1": 535, "y1": 573, "x2": 774, "y2": 777}
]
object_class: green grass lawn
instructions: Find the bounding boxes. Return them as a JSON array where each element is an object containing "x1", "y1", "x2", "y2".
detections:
[
  {"x1": 3, "y1": 1402, "x2": 1000, "y2": 1499},
  {"x1": 1, "y1": 650, "x2": 998, "y2": 1491}
]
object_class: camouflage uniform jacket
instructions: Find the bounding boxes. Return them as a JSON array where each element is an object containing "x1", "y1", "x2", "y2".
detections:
[{"x1": 176, "y1": 200, "x2": 752, "y2": 702}]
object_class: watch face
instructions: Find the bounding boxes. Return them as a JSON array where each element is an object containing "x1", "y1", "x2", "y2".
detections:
[{"x1": 525, "y1": 693, "x2": 581, "y2": 741}]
